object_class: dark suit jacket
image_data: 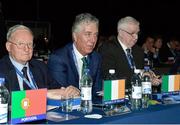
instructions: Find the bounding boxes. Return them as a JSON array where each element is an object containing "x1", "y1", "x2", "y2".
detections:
[
  {"x1": 0, "y1": 55, "x2": 59, "y2": 92},
  {"x1": 98, "y1": 38, "x2": 144, "y2": 89},
  {"x1": 168, "y1": 54, "x2": 180, "y2": 74},
  {"x1": 159, "y1": 43, "x2": 177, "y2": 63},
  {"x1": 47, "y1": 43, "x2": 102, "y2": 103}
]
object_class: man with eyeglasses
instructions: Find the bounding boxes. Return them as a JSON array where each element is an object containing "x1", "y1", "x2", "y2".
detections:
[
  {"x1": 98, "y1": 16, "x2": 161, "y2": 91},
  {"x1": 0, "y1": 24, "x2": 79, "y2": 97}
]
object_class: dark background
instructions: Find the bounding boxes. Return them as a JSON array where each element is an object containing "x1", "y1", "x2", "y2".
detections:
[{"x1": 1, "y1": 0, "x2": 180, "y2": 51}]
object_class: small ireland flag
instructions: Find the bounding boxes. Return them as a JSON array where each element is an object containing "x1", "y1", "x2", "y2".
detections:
[
  {"x1": 11, "y1": 89, "x2": 47, "y2": 124},
  {"x1": 103, "y1": 79, "x2": 125, "y2": 101},
  {"x1": 161, "y1": 75, "x2": 180, "y2": 92}
]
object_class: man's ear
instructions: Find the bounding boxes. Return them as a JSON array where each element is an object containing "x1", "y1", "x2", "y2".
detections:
[
  {"x1": 6, "y1": 42, "x2": 11, "y2": 52},
  {"x1": 72, "y1": 32, "x2": 77, "y2": 42}
]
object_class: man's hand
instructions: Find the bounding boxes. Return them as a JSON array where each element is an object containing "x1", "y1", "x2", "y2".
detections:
[
  {"x1": 142, "y1": 70, "x2": 162, "y2": 86},
  {"x1": 47, "y1": 86, "x2": 80, "y2": 99},
  {"x1": 64, "y1": 85, "x2": 80, "y2": 97},
  {"x1": 148, "y1": 70, "x2": 162, "y2": 86},
  {"x1": 47, "y1": 88, "x2": 66, "y2": 99},
  {"x1": 151, "y1": 77, "x2": 162, "y2": 86}
]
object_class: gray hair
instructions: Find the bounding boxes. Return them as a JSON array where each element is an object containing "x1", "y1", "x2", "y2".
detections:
[
  {"x1": 117, "y1": 16, "x2": 139, "y2": 31},
  {"x1": 6, "y1": 24, "x2": 33, "y2": 41},
  {"x1": 72, "y1": 13, "x2": 99, "y2": 33}
]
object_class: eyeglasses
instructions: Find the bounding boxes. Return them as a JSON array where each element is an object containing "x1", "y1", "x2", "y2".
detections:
[
  {"x1": 120, "y1": 28, "x2": 140, "y2": 37},
  {"x1": 9, "y1": 41, "x2": 35, "y2": 49}
]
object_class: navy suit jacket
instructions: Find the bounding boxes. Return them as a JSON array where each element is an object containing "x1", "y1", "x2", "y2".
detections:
[
  {"x1": 0, "y1": 55, "x2": 59, "y2": 92},
  {"x1": 48, "y1": 43, "x2": 102, "y2": 103}
]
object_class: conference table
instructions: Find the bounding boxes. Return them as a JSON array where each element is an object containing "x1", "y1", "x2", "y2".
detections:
[{"x1": 47, "y1": 103, "x2": 180, "y2": 124}]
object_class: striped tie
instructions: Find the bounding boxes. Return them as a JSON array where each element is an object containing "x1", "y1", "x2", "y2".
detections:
[
  {"x1": 22, "y1": 67, "x2": 31, "y2": 90},
  {"x1": 81, "y1": 57, "x2": 88, "y2": 77},
  {"x1": 126, "y1": 48, "x2": 135, "y2": 70}
]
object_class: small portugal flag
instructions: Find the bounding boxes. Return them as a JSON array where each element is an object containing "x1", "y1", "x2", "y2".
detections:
[
  {"x1": 161, "y1": 75, "x2": 180, "y2": 92},
  {"x1": 11, "y1": 89, "x2": 47, "y2": 123},
  {"x1": 103, "y1": 79, "x2": 125, "y2": 101}
]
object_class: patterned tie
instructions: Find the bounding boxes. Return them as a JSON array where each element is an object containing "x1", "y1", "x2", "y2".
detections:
[
  {"x1": 22, "y1": 67, "x2": 31, "y2": 90},
  {"x1": 81, "y1": 57, "x2": 88, "y2": 77},
  {"x1": 126, "y1": 48, "x2": 135, "y2": 70}
]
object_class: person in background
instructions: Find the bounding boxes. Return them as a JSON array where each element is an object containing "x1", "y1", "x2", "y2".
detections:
[
  {"x1": 152, "y1": 35, "x2": 163, "y2": 67},
  {"x1": 48, "y1": 13, "x2": 102, "y2": 103},
  {"x1": 159, "y1": 37, "x2": 179, "y2": 64},
  {"x1": 142, "y1": 35, "x2": 155, "y2": 60},
  {"x1": 168, "y1": 54, "x2": 180, "y2": 74},
  {"x1": 141, "y1": 35, "x2": 155, "y2": 68},
  {"x1": 0, "y1": 24, "x2": 79, "y2": 97},
  {"x1": 98, "y1": 16, "x2": 161, "y2": 92}
]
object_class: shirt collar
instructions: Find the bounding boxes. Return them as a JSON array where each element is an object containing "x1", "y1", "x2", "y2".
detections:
[
  {"x1": 9, "y1": 55, "x2": 29, "y2": 71},
  {"x1": 73, "y1": 44, "x2": 87, "y2": 59},
  {"x1": 117, "y1": 37, "x2": 130, "y2": 53},
  {"x1": 167, "y1": 42, "x2": 171, "y2": 49}
]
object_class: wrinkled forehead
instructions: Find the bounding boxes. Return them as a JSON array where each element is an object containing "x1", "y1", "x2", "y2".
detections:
[
  {"x1": 10, "y1": 29, "x2": 33, "y2": 40},
  {"x1": 77, "y1": 21, "x2": 98, "y2": 32},
  {"x1": 127, "y1": 22, "x2": 140, "y2": 31}
]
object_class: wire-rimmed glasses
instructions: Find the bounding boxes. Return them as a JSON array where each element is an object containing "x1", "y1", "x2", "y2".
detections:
[{"x1": 8, "y1": 41, "x2": 35, "y2": 49}]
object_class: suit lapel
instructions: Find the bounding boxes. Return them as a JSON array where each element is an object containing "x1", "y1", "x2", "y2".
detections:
[
  {"x1": 8, "y1": 69, "x2": 20, "y2": 91},
  {"x1": 29, "y1": 62, "x2": 37, "y2": 86},
  {"x1": 5, "y1": 56, "x2": 20, "y2": 91},
  {"x1": 68, "y1": 44, "x2": 79, "y2": 79},
  {"x1": 87, "y1": 54, "x2": 94, "y2": 76},
  {"x1": 132, "y1": 47, "x2": 137, "y2": 67},
  {"x1": 115, "y1": 40, "x2": 131, "y2": 69}
]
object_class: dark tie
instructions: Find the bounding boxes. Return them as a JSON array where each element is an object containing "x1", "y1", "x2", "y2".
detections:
[
  {"x1": 81, "y1": 57, "x2": 88, "y2": 77},
  {"x1": 22, "y1": 67, "x2": 31, "y2": 90},
  {"x1": 126, "y1": 48, "x2": 135, "y2": 70}
]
